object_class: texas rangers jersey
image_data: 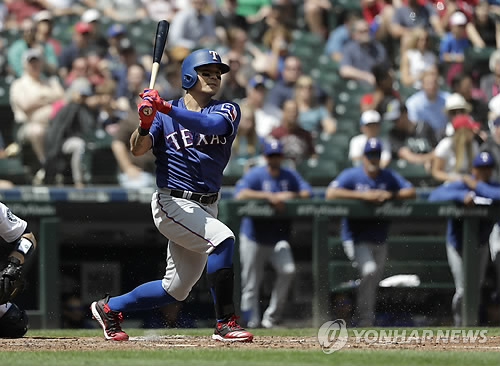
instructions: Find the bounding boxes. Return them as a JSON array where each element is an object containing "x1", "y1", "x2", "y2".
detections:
[
  {"x1": 428, "y1": 180, "x2": 500, "y2": 251},
  {"x1": 0, "y1": 202, "x2": 27, "y2": 243},
  {"x1": 234, "y1": 165, "x2": 312, "y2": 245},
  {"x1": 149, "y1": 98, "x2": 240, "y2": 193},
  {"x1": 329, "y1": 166, "x2": 413, "y2": 244}
]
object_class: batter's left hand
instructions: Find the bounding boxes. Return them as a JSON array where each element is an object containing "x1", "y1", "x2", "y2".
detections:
[{"x1": 140, "y1": 89, "x2": 172, "y2": 114}]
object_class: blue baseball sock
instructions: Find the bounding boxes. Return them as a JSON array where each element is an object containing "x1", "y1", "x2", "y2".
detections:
[
  {"x1": 206, "y1": 238, "x2": 234, "y2": 274},
  {"x1": 107, "y1": 280, "x2": 177, "y2": 312}
]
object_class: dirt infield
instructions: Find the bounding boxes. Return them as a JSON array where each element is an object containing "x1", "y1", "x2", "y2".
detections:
[{"x1": 0, "y1": 335, "x2": 498, "y2": 352}]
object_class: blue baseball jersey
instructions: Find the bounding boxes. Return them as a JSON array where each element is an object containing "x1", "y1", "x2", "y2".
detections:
[
  {"x1": 329, "y1": 166, "x2": 413, "y2": 244},
  {"x1": 234, "y1": 165, "x2": 312, "y2": 245},
  {"x1": 149, "y1": 98, "x2": 240, "y2": 192},
  {"x1": 428, "y1": 179, "x2": 500, "y2": 252}
]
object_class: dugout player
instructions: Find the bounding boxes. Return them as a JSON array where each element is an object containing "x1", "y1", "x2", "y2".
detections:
[
  {"x1": 428, "y1": 151, "x2": 500, "y2": 326},
  {"x1": 326, "y1": 138, "x2": 416, "y2": 326},
  {"x1": 234, "y1": 139, "x2": 312, "y2": 328},
  {"x1": 90, "y1": 49, "x2": 253, "y2": 342},
  {"x1": 0, "y1": 202, "x2": 37, "y2": 338}
]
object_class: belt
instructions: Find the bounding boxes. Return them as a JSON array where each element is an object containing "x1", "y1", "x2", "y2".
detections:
[{"x1": 168, "y1": 189, "x2": 219, "y2": 204}]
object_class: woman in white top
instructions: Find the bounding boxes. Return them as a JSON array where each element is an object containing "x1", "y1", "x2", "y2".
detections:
[
  {"x1": 400, "y1": 27, "x2": 437, "y2": 89},
  {"x1": 432, "y1": 114, "x2": 480, "y2": 182}
]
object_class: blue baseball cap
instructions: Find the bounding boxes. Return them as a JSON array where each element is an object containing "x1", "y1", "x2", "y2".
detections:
[
  {"x1": 363, "y1": 137, "x2": 382, "y2": 156},
  {"x1": 473, "y1": 151, "x2": 495, "y2": 168},
  {"x1": 492, "y1": 116, "x2": 500, "y2": 127},
  {"x1": 249, "y1": 74, "x2": 271, "y2": 89},
  {"x1": 264, "y1": 139, "x2": 283, "y2": 156},
  {"x1": 107, "y1": 24, "x2": 125, "y2": 38}
]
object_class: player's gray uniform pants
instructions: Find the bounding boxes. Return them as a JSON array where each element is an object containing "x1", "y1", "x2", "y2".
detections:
[
  {"x1": 446, "y1": 243, "x2": 489, "y2": 326},
  {"x1": 343, "y1": 241, "x2": 388, "y2": 327},
  {"x1": 152, "y1": 189, "x2": 234, "y2": 301},
  {"x1": 239, "y1": 234, "x2": 296, "y2": 328}
]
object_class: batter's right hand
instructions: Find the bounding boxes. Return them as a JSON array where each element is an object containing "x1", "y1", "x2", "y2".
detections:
[
  {"x1": 140, "y1": 89, "x2": 172, "y2": 114},
  {"x1": 137, "y1": 98, "x2": 156, "y2": 130}
]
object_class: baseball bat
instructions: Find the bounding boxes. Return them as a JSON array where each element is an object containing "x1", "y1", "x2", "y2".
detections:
[{"x1": 142, "y1": 20, "x2": 170, "y2": 116}]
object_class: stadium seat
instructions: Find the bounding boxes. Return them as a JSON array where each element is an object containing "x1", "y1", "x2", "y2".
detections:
[
  {"x1": 0, "y1": 157, "x2": 27, "y2": 184},
  {"x1": 236, "y1": 0, "x2": 270, "y2": 17},
  {"x1": 297, "y1": 157, "x2": 339, "y2": 186}
]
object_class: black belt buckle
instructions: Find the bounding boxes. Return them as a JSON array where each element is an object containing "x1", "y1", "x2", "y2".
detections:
[{"x1": 199, "y1": 193, "x2": 217, "y2": 204}]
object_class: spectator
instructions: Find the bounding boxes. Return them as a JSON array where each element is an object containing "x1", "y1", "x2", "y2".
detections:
[
  {"x1": 480, "y1": 50, "x2": 500, "y2": 101},
  {"x1": 451, "y1": 72, "x2": 489, "y2": 128},
  {"x1": 249, "y1": 0, "x2": 296, "y2": 43},
  {"x1": 234, "y1": 139, "x2": 312, "y2": 328},
  {"x1": 428, "y1": 151, "x2": 499, "y2": 326},
  {"x1": 271, "y1": 99, "x2": 316, "y2": 163},
  {"x1": 105, "y1": 23, "x2": 127, "y2": 75},
  {"x1": 444, "y1": 92, "x2": 473, "y2": 133},
  {"x1": 116, "y1": 63, "x2": 148, "y2": 112},
  {"x1": 303, "y1": 0, "x2": 332, "y2": 39},
  {"x1": 7, "y1": 18, "x2": 57, "y2": 77},
  {"x1": 339, "y1": 19, "x2": 388, "y2": 85},
  {"x1": 326, "y1": 137, "x2": 416, "y2": 326},
  {"x1": 481, "y1": 117, "x2": 500, "y2": 182},
  {"x1": 113, "y1": 38, "x2": 140, "y2": 96},
  {"x1": 81, "y1": 8, "x2": 108, "y2": 58},
  {"x1": 111, "y1": 107, "x2": 156, "y2": 189},
  {"x1": 230, "y1": 103, "x2": 264, "y2": 169},
  {"x1": 400, "y1": 27, "x2": 438, "y2": 89},
  {"x1": 261, "y1": 25, "x2": 292, "y2": 80},
  {"x1": 432, "y1": 114, "x2": 481, "y2": 182},
  {"x1": 33, "y1": 10, "x2": 61, "y2": 57},
  {"x1": 9, "y1": 48, "x2": 64, "y2": 171},
  {"x1": 406, "y1": 66, "x2": 450, "y2": 139},
  {"x1": 267, "y1": 56, "x2": 302, "y2": 108},
  {"x1": 43, "y1": 78, "x2": 95, "y2": 188},
  {"x1": 167, "y1": 0, "x2": 217, "y2": 50},
  {"x1": 58, "y1": 21, "x2": 93, "y2": 80},
  {"x1": 4, "y1": 0, "x2": 44, "y2": 25},
  {"x1": 215, "y1": 0, "x2": 248, "y2": 44},
  {"x1": 466, "y1": 0, "x2": 500, "y2": 49},
  {"x1": 294, "y1": 75, "x2": 336, "y2": 137},
  {"x1": 64, "y1": 56, "x2": 88, "y2": 89},
  {"x1": 361, "y1": 0, "x2": 396, "y2": 41},
  {"x1": 87, "y1": 0, "x2": 148, "y2": 23},
  {"x1": 349, "y1": 110, "x2": 392, "y2": 168},
  {"x1": 218, "y1": 51, "x2": 247, "y2": 102},
  {"x1": 439, "y1": 11, "x2": 470, "y2": 63},
  {"x1": 325, "y1": 10, "x2": 359, "y2": 62},
  {"x1": 242, "y1": 74, "x2": 281, "y2": 139},
  {"x1": 385, "y1": 99, "x2": 436, "y2": 167},
  {"x1": 141, "y1": 0, "x2": 177, "y2": 22},
  {"x1": 360, "y1": 63, "x2": 399, "y2": 114},
  {"x1": 390, "y1": 0, "x2": 443, "y2": 43}
]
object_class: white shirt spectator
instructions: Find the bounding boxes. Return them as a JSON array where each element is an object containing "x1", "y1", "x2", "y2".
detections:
[
  {"x1": 434, "y1": 136, "x2": 479, "y2": 175},
  {"x1": 168, "y1": 5, "x2": 216, "y2": 49},
  {"x1": 406, "y1": 49, "x2": 437, "y2": 89},
  {"x1": 349, "y1": 134, "x2": 392, "y2": 166}
]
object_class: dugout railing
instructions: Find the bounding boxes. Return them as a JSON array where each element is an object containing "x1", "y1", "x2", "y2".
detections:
[{"x1": 1, "y1": 187, "x2": 498, "y2": 328}]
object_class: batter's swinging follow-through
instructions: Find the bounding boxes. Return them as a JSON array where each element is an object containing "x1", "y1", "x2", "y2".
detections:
[{"x1": 90, "y1": 41, "x2": 253, "y2": 342}]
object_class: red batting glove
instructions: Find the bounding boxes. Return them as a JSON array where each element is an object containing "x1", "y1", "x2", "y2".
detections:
[
  {"x1": 137, "y1": 98, "x2": 156, "y2": 130},
  {"x1": 139, "y1": 88, "x2": 172, "y2": 114}
]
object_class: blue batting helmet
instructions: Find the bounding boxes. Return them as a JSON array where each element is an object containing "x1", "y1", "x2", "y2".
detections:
[{"x1": 181, "y1": 49, "x2": 230, "y2": 89}]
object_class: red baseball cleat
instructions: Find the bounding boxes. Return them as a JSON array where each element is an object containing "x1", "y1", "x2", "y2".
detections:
[
  {"x1": 91, "y1": 295, "x2": 129, "y2": 341},
  {"x1": 212, "y1": 315, "x2": 253, "y2": 342}
]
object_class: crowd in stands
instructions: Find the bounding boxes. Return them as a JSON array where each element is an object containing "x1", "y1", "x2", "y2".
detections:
[{"x1": 0, "y1": 0, "x2": 499, "y2": 190}]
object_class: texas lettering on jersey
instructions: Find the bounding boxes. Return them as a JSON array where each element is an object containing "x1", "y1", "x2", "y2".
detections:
[{"x1": 165, "y1": 129, "x2": 229, "y2": 151}]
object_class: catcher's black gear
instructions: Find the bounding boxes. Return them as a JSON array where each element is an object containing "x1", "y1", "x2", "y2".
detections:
[
  {"x1": 0, "y1": 303, "x2": 28, "y2": 338},
  {"x1": 0, "y1": 257, "x2": 25, "y2": 305}
]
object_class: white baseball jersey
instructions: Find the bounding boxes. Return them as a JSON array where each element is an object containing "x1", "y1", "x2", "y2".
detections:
[{"x1": 0, "y1": 202, "x2": 27, "y2": 243}]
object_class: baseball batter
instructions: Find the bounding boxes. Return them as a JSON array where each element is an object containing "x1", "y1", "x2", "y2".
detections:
[
  {"x1": 0, "y1": 202, "x2": 37, "y2": 338},
  {"x1": 234, "y1": 140, "x2": 312, "y2": 328},
  {"x1": 91, "y1": 49, "x2": 253, "y2": 342},
  {"x1": 326, "y1": 138, "x2": 416, "y2": 327},
  {"x1": 428, "y1": 151, "x2": 500, "y2": 325}
]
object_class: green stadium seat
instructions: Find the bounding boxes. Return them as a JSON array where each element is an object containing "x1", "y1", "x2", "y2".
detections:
[
  {"x1": 297, "y1": 158, "x2": 339, "y2": 186},
  {"x1": 236, "y1": 0, "x2": 270, "y2": 17},
  {"x1": 315, "y1": 133, "x2": 350, "y2": 160},
  {"x1": 0, "y1": 157, "x2": 27, "y2": 184}
]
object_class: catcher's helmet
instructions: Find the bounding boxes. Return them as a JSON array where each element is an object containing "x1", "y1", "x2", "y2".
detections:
[
  {"x1": 181, "y1": 49, "x2": 230, "y2": 89},
  {"x1": 0, "y1": 303, "x2": 28, "y2": 338}
]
